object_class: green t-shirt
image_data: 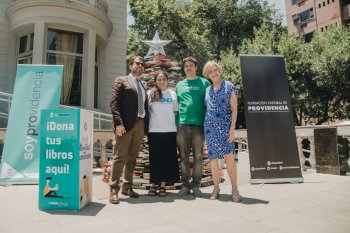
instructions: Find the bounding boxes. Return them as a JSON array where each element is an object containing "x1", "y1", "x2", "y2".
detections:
[{"x1": 175, "y1": 77, "x2": 211, "y2": 126}]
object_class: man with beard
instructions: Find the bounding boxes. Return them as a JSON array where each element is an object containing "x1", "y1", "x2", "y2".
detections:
[{"x1": 109, "y1": 56, "x2": 149, "y2": 204}]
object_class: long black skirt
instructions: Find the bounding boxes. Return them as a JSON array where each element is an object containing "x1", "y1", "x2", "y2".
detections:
[{"x1": 148, "y1": 132, "x2": 180, "y2": 185}]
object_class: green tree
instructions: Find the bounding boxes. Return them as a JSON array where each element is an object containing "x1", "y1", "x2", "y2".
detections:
[
  {"x1": 307, "y1": 26, "x2": 350, "y2": 124},
  {"x1": 221, "y1": 23, "x2": 314, "y2": 126},
  {"x1": 278, "y1": 31, "x2": 314, "y2": 126},
  {"x1": 219, "y1": 24, "x2": 288, "y2": 128},
  {"x1": 194, "y1": 0, "x2": 282, "y2": 59},
  {"x1": 127, "y1": 0, "x2": 280, "y2": 68},
  {"x1": 223, "y1": 23, "x2": 350, "y2": 126},
  {"x1": 219, "y1": 49, "x2": 246, "y2": 128},
  {"x1": 128, "y1": 0, "x2": 212, "y2": 68},
  {"x1": 127, "y1": 28, "x2": 148, "y2": 60}
]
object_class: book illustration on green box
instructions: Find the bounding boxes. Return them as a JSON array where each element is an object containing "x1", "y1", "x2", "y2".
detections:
[{"x1": 43, "y1": 177, "x2": 63, "y2": 198}]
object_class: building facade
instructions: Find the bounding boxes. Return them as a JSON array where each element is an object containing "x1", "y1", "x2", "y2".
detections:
[
  {"x1": 285, "y1": 0, "x2": 350, "y2": 41},
  {"x1": 0, "y1": 0, "x2": 127, "y2": 112}
]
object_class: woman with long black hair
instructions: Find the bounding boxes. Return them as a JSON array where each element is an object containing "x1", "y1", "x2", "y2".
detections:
[{"x1": 147, "y1": 71, "x2": 179, "y2": 197}]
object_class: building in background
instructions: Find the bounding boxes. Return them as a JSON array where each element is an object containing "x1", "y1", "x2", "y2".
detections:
[
  {"x1": 0, "y1": 0, "x2": 127, "y2": 113},
  {"x1": 285, "y1": 0, "x2": 350, "y2": 41}
]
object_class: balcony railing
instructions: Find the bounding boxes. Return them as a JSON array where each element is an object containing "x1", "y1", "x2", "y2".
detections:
[
  {"x1": 95, "y1": 0, "x2": 108, "y2": 14},
  {"x1": 0, "y1": 91, "x2": 349, "y2": 171},
  {"x1": 292, "y1": 0, "x2": 306, "y2": 5},
  {"x1": 235, "y1": 125, "x2": 350, "y2": 174},
  {"x1": 10, "y1": 0, "x2": 109, "y2": 14},
  {"x1": 0, "y1": 91, "x2": 113, "y2": 131}
]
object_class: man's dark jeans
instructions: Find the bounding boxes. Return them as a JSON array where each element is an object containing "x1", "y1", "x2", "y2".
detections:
[{"x1": 176, "y1": 124, "x2": 205, "y2": 188}]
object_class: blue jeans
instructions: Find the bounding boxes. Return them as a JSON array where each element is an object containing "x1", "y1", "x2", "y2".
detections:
[{"x1": 176, "y1": 124, "x2": 205, "y2": 188}]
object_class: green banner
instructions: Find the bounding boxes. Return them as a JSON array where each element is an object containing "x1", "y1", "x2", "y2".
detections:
[{"x1": 0, "y1": 65, "x2": 63, "y2": 184}]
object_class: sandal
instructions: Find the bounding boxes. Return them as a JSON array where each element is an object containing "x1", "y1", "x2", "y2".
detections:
[
  {"x1": 159, "y1": 187, "x2": 167, "y2": 197},
  {"x1": 148, "y1": 186, "x2": 157, "y2": 196},
  {"x1": 209, "y1": 186, "x2": 220, "y2": 200},
  {"x1": 232, "y1": 188, "x2": 242, "y2": 203}
]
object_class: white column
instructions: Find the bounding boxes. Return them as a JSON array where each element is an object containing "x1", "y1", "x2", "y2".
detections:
[
  {"x1": 309, "y1": 138, "x2": 316, "y2": 168},
  {"x1": 32, "y1": 22, "x2": 45, "y2": 64},
  {"x1": 238, "y1": 139, "x2": 243, "y2": 152},
  {"x1": 82, "y1": 30, "x2": 96, "y2": 108},
  {"x1": 297, "y1": 137, "x2": 305, "y2": 167},
  {"x1": 345, "y1": 137, "x2": 350, "y2": 166}
]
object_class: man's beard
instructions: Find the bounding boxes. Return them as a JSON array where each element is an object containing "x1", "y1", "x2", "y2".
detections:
[
  {"x1": 132, "y1": 69, "x2": 143, "y2": 76},
  {"x1": 136, "y1": 69, "x2": 143, "y2": 75}
]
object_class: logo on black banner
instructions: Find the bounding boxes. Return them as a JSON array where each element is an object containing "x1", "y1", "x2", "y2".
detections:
[{"x1": 247, "y1": 101, "x2": 289, "y2": 113}]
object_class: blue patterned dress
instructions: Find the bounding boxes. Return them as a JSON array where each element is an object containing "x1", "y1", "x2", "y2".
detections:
[{"x1": 204, "y1": 80, "x2": 238, "y2": 160}]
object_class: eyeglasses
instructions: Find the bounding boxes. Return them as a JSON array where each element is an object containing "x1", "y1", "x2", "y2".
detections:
[{"x1": 133, "y1": 62, "x2": 145, "y2": 67}]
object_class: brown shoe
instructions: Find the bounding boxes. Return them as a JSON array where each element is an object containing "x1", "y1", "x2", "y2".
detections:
[
  {"x1": 121, "y1": 188, "x2": 139, "y2": 198},
  {"x1": 109, "y1": 187, "x2": 120, "y2": 204}
]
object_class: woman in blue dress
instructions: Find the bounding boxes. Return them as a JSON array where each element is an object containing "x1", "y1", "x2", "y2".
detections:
[{"x1": 203, "y1": 61, "x2": 241, "y2": 202}]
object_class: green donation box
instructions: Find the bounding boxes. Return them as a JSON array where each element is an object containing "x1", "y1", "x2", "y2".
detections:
[{"x1": 39, "y1": 109, "x2": 93, "y2": 210}]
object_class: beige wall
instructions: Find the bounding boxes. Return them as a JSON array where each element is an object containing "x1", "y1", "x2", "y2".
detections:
[
  {"x1": 285, "y1": 0, "x2": 345, "y2": 36},
  {"x1": 315, "y1": 0, "x2": 342, "y2": 32},
  {"x1": 0, "y1": 0, "x2": 127, "y2": 113},
  {"x1": 99, "y1": 0, "x2": 127, "y2": 113},
  {"x1": 286, "y1": 0, "x2": 317, "y2": 34},
  {"x1": 0, "y1": 1, "x2": 13, "y2": 93}
]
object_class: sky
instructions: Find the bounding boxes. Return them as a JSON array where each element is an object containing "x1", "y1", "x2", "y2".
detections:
[
  {"x1": 127, "y1": 0, "x2": 287, "y2": 26},
  {"x1": 268, "y1": 0, "x2": 287, "y2": 25}
]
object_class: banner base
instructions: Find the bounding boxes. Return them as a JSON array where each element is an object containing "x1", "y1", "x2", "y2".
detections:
[
  {"x1": 0, "y1": 180, "x2": 38, "y2": 186},
  {"x1": 251, "y1": 177, "x2": 304, "y2": 184}
]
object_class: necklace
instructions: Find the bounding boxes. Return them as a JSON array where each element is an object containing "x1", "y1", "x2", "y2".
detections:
[
  {"x1": 213, "y1": 85, "x2": 220, "y2": 91},
  {"x1": 213, "y1": 80, "x2": 222, "y2": 91}
]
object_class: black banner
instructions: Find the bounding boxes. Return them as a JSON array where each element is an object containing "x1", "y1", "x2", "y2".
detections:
[{"x1": 240, "y1": 55, "x2": 303, "y2": 184}]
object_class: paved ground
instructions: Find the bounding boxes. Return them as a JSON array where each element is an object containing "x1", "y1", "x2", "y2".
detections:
[{"x1": 0, "y1": 152, "x2": 350, "y2": 233}]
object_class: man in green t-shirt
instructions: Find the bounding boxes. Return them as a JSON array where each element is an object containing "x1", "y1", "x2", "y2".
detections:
[{"x1": 175, "y1": 57, "x2": 211, "y2": 197}]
